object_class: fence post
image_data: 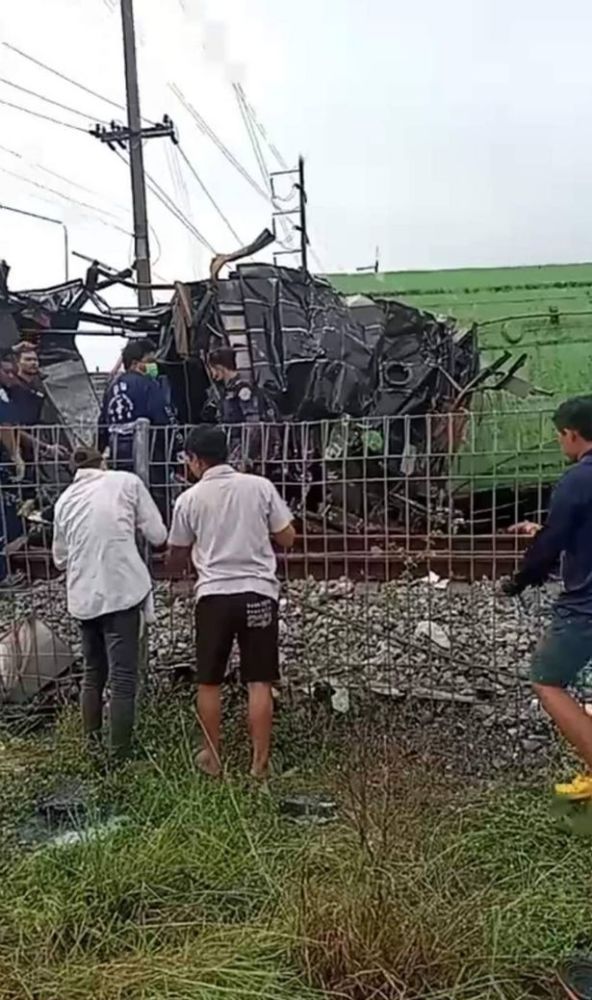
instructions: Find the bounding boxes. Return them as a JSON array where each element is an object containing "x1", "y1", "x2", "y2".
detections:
[
  {"x1": 132, "y1": 418, "x2": 151, "y2": 717},
  {"x1": 133, "y1": 418, "x2": 151, "y2": 490}
]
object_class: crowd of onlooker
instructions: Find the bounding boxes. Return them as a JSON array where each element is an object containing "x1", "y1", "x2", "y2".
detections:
[{"x1": 0, "y1": 336, "x2": 271, "y2": 588}]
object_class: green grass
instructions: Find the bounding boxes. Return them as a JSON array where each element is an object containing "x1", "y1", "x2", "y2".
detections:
[{"x1": 0, "y1": 701, "x2": 590, "y2": 999}]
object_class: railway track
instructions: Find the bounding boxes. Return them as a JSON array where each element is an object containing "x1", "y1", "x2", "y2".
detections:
[{"x1": 10, "y1": 532, "x2": 528, "y2": 584}]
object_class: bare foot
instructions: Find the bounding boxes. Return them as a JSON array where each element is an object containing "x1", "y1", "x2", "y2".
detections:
[
  {"x1": 250, "y1": 762, "x2": 270, "y2": 782},
  {"x1": 196, "y1": 748, "x2": 221, "y2": 778},
  {"x1": 249, "y1": 771, "x2": 271, "y2": 795}
]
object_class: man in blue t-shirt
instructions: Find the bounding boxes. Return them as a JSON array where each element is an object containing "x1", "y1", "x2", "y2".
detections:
[{"x1": 504, "y1": 396, "x2": 592, "y2": 800}]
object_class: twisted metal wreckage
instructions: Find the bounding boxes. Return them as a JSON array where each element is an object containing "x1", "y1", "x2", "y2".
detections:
[{"x1": 0, "y1": 231, "x2": 541, "y2": 530}]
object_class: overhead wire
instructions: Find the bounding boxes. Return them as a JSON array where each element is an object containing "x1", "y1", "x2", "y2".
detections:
[
  {"x1": 231, "y1": 84, "x2": 297, "y2": 256},
  {"x1": 3, "y1": 38, "x2": 239, "y2": 255},
  {"x1": 145, "y1": 168, "x2": 215, "y2": 252},
  {"x1": 169, "y1": 82, "x2": 270, "y2": 201},
  {"x1": 1, "y1": 41, "x2": 156, "y2": 124},
  {"x1": 0, "y1": 139, "x2": 160, "y2": 267},
  {"x1": 175, "y1": 144, "x2": 242, "y2": 244},
  {"x1": 0, "y1": 165, "x2": 133, "y2": 236},
  {"x1": 112, "y1": 147, "x2": 215, "y2": 252},
  {"x1": 0, "y1": 96, "x2": 90, "y2": 134},
  {"x1": 234, "y1": 85, "x2": 272, "y2": 194},
  {"x1": 0, "y1": 45, "x2": 213, "y2": 256},
  {"x1": 233, "y1": 89, "x2": 328, "y2": 272},
  {"x1": 3, "y1": 30, "x2": 315, "y2": 268},
  {"x1": 0, "y1": 77, "x2": 110, "y2": 125},
  {"x1": 2, "y1": 40, "x2": 280, "y2": 262},
  {"x1": 233, "y1": 83, "x2": 288, "y2": 170},
  {"x1": 165, "y1": 143, "x2": 202, "y2": 273},
  {"x1": 0, "y1": 131, "x2": 164, "y2": 272},
  {"x1": 0, "y1": 142, "x2": 130, "y2": 211},
  {"x1": 229, "y1": 70, "x2": 327, "y2": 272},
  {"x1": 166, "y1": 142, "x2": 190, "y2": 219}
]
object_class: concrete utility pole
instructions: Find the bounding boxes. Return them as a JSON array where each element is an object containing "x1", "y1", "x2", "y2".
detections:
[
  {"x1": 120, "y1": 0, "x2": 152, "y2": 308},
  {"x1": 91, "y1": 1, "x2": 176, "y2": 307}
]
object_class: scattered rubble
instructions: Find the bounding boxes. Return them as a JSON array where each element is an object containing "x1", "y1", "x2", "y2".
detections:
[{"x1": 0, "y1": 575, "x2": 573, "y2": 775}]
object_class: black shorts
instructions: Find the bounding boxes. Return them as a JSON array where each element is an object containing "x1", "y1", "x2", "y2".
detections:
[{"x1": 195, "y1": 592, "x2": 279, "y2": 685}]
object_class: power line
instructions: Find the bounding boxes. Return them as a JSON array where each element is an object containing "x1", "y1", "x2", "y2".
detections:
[
  {"x1": 145, "y1": 168, "x2": 215, "y2": 252},
  {"x1": 112, "y1": 148, "x2": 215, "y2": 252},
  {"x1": 1, "y1": 41, "x2": 153, "y2": 123},
  {"x1": 165, "y1": 143, "x2": 201, "y2": 273},
  {"x1": 1, "y1": 41, "x2": 239, "y2": 257},
  {"x1": 235, "y1": 84, "x2": 288, "y2": 170},
  {"x1": 0, "y1": 96, "x2": 89, "y2": 134},
  {"x1": 0, "y1": 165, "x2": 131, "y2": 234},
  {"x1": 234, "y1": 85, "x2": 272, "y2": 194},
  {"x1": 176, "y1": 144, "x2": 242, "y2": 244},
  {"x1": 9, "y1": 189, "x2": 132, "y2": 243},
  {"x1": 0, "y1": 143, "x2": 130, "y2": 213},
  {"x1": 229, "y1": 85, "x2": 298, "y2": 257},
  {"x1": 232, "y1": 86, "x2": 326, "y2": 272},
  {"x1": 230, "y1": 85, "x2": 327, "y2": 269},
  {"x1": 169, "y1": 82, "x2": 270, "y2": 201},
  {"x1": 0, "y1": 77, "x2": 109, "y2": 125}
]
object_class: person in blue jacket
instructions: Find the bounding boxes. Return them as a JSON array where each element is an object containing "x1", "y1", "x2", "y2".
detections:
[
  {"x1": 98, "y1": 338, "x2": 170, "y2": 466},
  {"x1": 503, "y1": 396, "x2": 592, "y2": 801},
  {"x1": 98, "y1": 339, "x2": 175, "y2": 518}
]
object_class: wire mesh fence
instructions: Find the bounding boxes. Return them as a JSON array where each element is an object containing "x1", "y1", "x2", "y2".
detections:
[{"x1": 0, "y1": 411, "x2": 573, "y2": 772}]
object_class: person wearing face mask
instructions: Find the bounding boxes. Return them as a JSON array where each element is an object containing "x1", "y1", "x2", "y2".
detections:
[
  {"x1": 166, "y1": 425, "x2": 295, "y2": 780},
  {"x1": 98, "y1": 338, "x2": 171, "y2": 475},
  {"x1": 206, "y1": 346, "x2": 280, "y2": 471}
]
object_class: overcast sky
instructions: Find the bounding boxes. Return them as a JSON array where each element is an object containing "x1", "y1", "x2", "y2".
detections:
[{"x1": 0, "y1": 0, "x2": 590, "y2": 368}]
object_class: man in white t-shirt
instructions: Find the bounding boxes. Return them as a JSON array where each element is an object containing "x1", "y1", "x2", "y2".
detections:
[{"x1": 166, "y1": 426, "x2": 295, "y2": 778}]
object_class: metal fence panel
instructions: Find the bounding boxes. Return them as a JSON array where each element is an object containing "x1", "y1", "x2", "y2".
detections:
[{"x1": 0, "y1": 413, "x2": 567, "y2": 773}]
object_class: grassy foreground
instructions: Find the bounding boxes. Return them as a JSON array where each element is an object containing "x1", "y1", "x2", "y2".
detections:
[{"x1": 0, "y1": 699, "x2": 591, "y2": 1000}]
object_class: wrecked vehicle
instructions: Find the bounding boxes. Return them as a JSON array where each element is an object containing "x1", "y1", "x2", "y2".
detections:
[{"x1": 0, "y1": 239, "x2": 544, "y2": 529}]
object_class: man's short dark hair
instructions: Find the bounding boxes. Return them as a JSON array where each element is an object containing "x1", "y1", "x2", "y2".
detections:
[
  {"x1": 122, "y1": 338, "x2": 156, "y2": 371},
  {"x1": 185, "y1": 426, "x2": 228, "y2": 466},
  {"x1": 71, "y1": 446, "x2": 103, "y2": 472},
  {"x1": 554, "y1": 396, "x2": 592, "y2": 441},
  {"x1": 0, "y1": 351, "x2": 15, "y2": 367},
  {"x1": 14, "y1": 341, "x2": 38, "y2": 357},
  {"x1": 208, "y1": 346, "x2": 237, "y2": 371}
]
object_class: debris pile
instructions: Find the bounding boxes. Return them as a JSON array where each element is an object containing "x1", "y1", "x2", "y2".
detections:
[
  {"x1": 274, "y1": 576, "x2": 562, "y2": 773},
  {"x1": 0, "y1": 576, "x2": 569, "y2": 774},
  {"x1": 150, "y1": 575, "x2": 564, "y2": 773}
]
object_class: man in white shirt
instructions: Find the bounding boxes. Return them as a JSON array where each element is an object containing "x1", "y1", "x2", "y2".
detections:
[
  {"x1": 52, "y1": 447, "x2": 167, "y2": 758},
  {"x1": 166, "y1": 426, "x2": 295, "y2": 779}
]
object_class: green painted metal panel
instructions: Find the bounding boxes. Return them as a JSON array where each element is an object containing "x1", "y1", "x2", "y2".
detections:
[{"x1": 328, "y1": 264, "x2": 592, "y2": 491}]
